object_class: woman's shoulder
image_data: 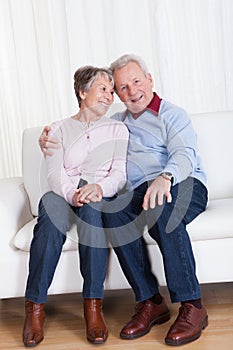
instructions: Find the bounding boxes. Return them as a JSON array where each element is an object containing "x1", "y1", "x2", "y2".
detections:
[
  {"x1": 102, "y1": 116, "x2": 128, "y2": 132},
  {"x1": 101, "y1": 115, "x2": 125, "y2": 127},
  {"x1": 49, "y1": 117, "x2": 73, "y2": 135}
]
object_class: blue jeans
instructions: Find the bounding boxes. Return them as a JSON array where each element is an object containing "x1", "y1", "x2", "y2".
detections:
[
  {"x1": 25, "y1": 192, "x2": 158, "y2": 303},
  {"x1": 104, "y1": 177, "x2": 208, "y2": 303}
]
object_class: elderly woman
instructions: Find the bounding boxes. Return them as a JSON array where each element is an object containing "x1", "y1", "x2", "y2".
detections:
[{"x1": 23, "y1": 66, "x2": 129, "y2": 346}]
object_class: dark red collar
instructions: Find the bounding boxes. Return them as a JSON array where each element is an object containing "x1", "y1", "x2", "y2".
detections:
[
  {"x1": 122, "y1": 93, "x2": 161, "y2": 120},
  {"x1": 146, "y1": 92, "x2": 161, "y2": 116}
]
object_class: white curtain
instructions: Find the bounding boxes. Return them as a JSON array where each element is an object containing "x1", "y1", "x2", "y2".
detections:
[{"x1": 0, "y1": 0, "x2": 233, "y2": 178}]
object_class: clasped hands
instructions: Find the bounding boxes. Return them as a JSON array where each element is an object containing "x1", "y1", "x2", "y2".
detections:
[{"x1": 72, "y1": 183, "x2": 103, "y2": 207}]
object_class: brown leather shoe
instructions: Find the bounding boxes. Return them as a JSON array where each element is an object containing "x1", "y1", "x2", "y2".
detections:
[
  {"x1": 22, "y1": 300, "x2": 45, "y2": 347},
  {"x1": 165, "y1": 303, "x2": 208, "y2": 346},
  {"x1": 120, "y1": 299, "x2": 170, "y2": 340},
  {"x1": 84, "y1": 298, "x2": 108, "y2": 344}
]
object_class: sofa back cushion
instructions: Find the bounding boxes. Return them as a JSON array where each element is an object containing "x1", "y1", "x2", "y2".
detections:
[
  {"x1": 190, "y1": 110, "x2": 233, "y2": 200},
  {"x1": 22, "y1": 126, "x2": 49, "y2": 216},
  {"x1": 22, "y1": 110, "x2": 233, "y2": 216}
]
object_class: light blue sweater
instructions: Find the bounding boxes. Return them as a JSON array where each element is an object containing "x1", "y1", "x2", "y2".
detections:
[{"x1": 112, "y1": 98, "x2": 207, "y2": 190}]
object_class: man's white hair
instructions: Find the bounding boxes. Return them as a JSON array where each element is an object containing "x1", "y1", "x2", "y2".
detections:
[{"x1": 110, "y1": 54, "x2": 149, "y2": 77}]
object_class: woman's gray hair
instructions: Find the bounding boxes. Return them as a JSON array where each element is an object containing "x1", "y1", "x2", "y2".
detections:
[
  {"x1": 110, "y1": 54, "x2": 149, "y2": 77},
  {"x1": 74, "y1": 66, "x2": 114, "y2": 107}
]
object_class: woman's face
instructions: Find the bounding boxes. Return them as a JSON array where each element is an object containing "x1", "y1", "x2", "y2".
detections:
[{"x1": 80, "y1": 75, "x2": 114, "y2": 116}]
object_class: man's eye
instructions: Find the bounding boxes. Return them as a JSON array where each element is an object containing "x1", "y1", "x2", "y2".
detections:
[{"x1": 121, "y1": 86, "x2": 126, "y2": 91}]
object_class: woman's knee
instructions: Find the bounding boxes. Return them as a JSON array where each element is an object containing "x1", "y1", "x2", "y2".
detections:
[
  {"x1": 38, "y1": 191, "x2": 74, "y2": 233},
  {"x1": 78, "y1": 202, "x2": 103, "y2": 225}
]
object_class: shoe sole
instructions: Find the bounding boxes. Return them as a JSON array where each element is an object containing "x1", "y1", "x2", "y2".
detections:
[
  {"x1": 87, "y1": 338, "x2": 107, "y2": 344},
  {"x1": 87, "y1": 334, "x2": 108, "y2": 344},
  {"x1": 23, "y1": 336, "x2": 44, "y2": 347},
  {"x1": 120, "y1": 311, "x2": 171, "y2": 340},
  {"x1": 165, "y1": 315, "x2": 208, "y2": 346}
]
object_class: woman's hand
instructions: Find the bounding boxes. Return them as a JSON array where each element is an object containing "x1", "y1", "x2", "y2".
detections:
[
  {"x1": 72, "y1": 184, "x2": 103, "y2": 207},
  {"x1": 142, "y1": 176, "x2": 172, "y2": 210}
]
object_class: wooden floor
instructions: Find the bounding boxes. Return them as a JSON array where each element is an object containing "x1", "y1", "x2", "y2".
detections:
[{"x1": 0, "y1": 282, "x2": 233, "y2": 349}]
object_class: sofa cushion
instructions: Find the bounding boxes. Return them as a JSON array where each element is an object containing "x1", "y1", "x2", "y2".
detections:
[
  {"x1": 14, "y1": 218, "x2": 79, "y2": 252},
  {"x1": 144, "y1": 198, "x2": 233, "y2": 244},
  {"x1": 13, "y1": 198, "x2": 233, "y2": 252},
  {"x1": 187, "y1": 198, "x2": 233, "y2": 240}
]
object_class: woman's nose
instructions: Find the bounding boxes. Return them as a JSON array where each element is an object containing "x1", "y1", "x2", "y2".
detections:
[{"x1": 105, "y1": 91, "x2": 113, "y2": 101}]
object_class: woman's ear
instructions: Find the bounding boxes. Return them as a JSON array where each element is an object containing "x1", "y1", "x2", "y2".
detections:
[{"x1": 79, "y1": 90, "x2": 87, "y2": 100}]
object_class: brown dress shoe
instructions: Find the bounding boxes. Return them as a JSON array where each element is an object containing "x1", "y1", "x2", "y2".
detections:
[
  {"x1": 165, "y1": 303, "x2": 208, "y2": 346},
  {"x1": 84, "y1": 298, "x2": 108, "y2": 344},
  {"x1": 120, "y1": 299, "x2": 170, "y2": 340},
  {"x1": 22, "y1": 300, "x2": 45, "y2": 347}
]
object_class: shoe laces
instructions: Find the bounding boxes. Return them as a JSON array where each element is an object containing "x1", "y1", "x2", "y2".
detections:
[
  {"x1": 178, "y1": 304, "x2": 194, "y2": 325},
  {"x1": 132, "y1": 301, "x2": 152, "y2": 322}
]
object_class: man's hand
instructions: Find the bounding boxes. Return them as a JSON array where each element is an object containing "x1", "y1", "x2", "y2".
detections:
[
  {"x1": 142, "y1": 176, "x2": 172, "y2": 210},
  {"x1": 72, "y1": 184, "x2": 103, "y2": 207},
  {"x1": 39, "y1": 125, "x2": 59, "y2": 156}
]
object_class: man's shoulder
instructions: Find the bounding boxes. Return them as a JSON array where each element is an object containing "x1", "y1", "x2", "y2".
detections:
[
  {"x1": 160, "y1": 99, "x2": 186, "y2": 114},
  {"x1": 159, "y1": 99, "x2": 189, "y2": 122}
]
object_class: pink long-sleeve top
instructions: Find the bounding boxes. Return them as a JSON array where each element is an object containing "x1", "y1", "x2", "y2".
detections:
[{"x1": 46, "y1": 116, "x2": 129, "y2": 205}]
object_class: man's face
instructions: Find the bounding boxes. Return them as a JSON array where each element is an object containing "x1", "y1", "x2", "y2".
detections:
[{"x1": 113, "y1": 62, "x2": 154, "y2": 115}]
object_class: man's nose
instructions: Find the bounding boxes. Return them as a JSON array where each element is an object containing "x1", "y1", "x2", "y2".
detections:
[{"x1": 128, "y1": 84, "x2": 137, "y2": 96}]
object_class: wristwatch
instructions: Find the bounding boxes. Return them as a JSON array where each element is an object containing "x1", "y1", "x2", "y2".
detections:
[{"x1": 159, "y1": 172, "x2": 174, "y2": 184}]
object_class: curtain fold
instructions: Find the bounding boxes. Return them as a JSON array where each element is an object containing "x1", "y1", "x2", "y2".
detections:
[
  {"x1": 0, "y1": 0, "x2": 233, "y2": 178},
  {"x1": 154, "y1": 0, "x2": 233, "y2": 112}
]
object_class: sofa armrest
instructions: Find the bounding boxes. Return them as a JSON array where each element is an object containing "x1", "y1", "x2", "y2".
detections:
[{"x1": 0, "y1": 177, "x2": 33, "y2": 250}]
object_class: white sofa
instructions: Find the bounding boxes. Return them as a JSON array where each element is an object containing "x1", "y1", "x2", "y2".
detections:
[{"x1": 1, "y1": 108, "x2": 233, "y2": 299}]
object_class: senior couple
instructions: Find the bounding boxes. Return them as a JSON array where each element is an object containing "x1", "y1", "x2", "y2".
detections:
[{"x1": 23, "y1": 54, "x2": 208, "y2": 347}]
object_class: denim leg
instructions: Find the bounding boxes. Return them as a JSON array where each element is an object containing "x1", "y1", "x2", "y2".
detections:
[
  {"x1": 103, "y1": 185, "x2": 159, "y2": 302},
  {"x1": 75, "y1": 202, "x2": 109, "y2": 299},
  {"x1": 112, "y1": 237, "x2": 159, "y2": 301},
  {"x1": 147, "y1": 177, "x2": 208, "y2": 303},
  {"x1": 25, "y1": 192, "x2": 74, "y2": 303}
]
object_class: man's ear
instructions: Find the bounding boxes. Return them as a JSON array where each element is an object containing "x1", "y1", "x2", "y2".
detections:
[{"x1": 148, "y1": 73, "x2": 154, "y2": 87}]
